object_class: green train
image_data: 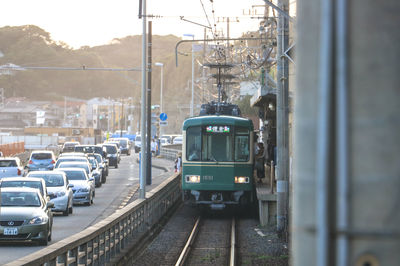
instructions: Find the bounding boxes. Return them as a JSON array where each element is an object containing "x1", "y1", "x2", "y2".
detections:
[{"x1": 182, "y1": 104, "x2": 255, "y2": 210}]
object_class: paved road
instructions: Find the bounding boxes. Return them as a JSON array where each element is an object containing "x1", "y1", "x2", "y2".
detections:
[{"x1": 0, "y1": 153, "x2": 174, "y2": 265}]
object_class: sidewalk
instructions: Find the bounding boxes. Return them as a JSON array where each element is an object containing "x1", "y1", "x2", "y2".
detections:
[{"x1": 129, "y1": 154, "x2": 176, "y2": 202}]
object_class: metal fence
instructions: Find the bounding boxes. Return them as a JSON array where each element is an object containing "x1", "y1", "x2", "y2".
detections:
[
  {"x1": 160, "y1": 144, "x2": 181, "y2": 161},
  {"x1": 6, "y1": 174, "x2": 181, "y2": 266}
]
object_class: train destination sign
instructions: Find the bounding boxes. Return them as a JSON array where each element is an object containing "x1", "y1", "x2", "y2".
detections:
[{"x1": 205, "y1": 125, "x2": 230, "y2": 133}]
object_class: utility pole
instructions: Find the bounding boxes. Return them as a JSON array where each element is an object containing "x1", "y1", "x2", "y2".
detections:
[
  {"x1": 276, "y1": 0, "x2": 290, "y2": 235},
  {"x1": 139, "y1": 0, "x2": 147, "y2": 199},
  {"x1": 146, "y1": 21, "x2": 152, "y2": 186}
]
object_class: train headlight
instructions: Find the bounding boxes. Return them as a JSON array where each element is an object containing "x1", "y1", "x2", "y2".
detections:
[
  {"x1": 235, "y1": 176, "x2": 249, "y2": 184},
  {"x1": 186, "y1": 175, "x2": 201, "y2": 183}
]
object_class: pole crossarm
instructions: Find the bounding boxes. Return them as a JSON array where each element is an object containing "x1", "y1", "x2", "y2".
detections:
[
  {"x1": 180, "y1": 16, "x2": 212, "y2": 29},
  {"x1": 262, "y1": 0, "x2": 295, "y2": 23},
  {"x1": 175, "y1": 37, "x2": 265, "y2": 67},
  {"x1": 0, "y1": 66, "x2": 142, "y2": 72}
]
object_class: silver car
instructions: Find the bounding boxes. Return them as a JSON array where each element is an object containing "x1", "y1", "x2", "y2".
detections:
[
  {"x1": 27, "y1": 171, "x2": 74, "y2": 216},
  {"x1": 0, "y1": 187, "x2": 54, "y2": 245},
  {"x1": 54, "y1": 156, "x2": 89, "y2": 169},
  {"x1": 58, "y1": 168, "x2": 95, "y2": 206},
  {"x1": 0, "y1": 177, "x2": 50, "y2": 203}
]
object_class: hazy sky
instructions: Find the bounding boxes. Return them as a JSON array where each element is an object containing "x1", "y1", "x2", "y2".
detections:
[{"x1": 1, "y1": 0, "x2": 267, "y2": 49}]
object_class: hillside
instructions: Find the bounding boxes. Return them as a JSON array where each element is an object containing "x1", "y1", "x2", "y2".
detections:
[{"x1": 0, "y1": 25, "x2": 193, "y2": 107}]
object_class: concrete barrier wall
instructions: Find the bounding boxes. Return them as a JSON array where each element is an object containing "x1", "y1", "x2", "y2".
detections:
[{"x1": 6, "y1": 173, "x2": 182, "y2": 266}]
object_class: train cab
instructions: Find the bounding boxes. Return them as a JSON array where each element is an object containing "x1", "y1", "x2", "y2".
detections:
[{"x1": 182, "y1": 115, "x2": 255, "y2": 210}]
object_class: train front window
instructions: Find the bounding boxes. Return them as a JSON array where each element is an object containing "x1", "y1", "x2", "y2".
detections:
[
  {"x1": 186, "y1": 126, "x2": 202, "y2": 161},
  {"x1": 186, "y1": 125, "x2": 250, "y2": 162}
]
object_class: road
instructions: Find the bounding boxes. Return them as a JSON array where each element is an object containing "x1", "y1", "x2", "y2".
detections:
[{"x1": 0, "y1": 153, "x2": 168, "y2": 265}]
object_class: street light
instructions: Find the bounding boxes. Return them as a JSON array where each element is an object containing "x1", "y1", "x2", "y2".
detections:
[
  {"x1": 183, "y1": 33, "x2": 195, "y2": 117},
  {"x1": 155, "y1": 62, "x2": 164, "y2": 137}
]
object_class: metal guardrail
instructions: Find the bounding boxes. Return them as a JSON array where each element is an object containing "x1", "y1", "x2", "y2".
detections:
[
  {"x1": 160, "y1": 144, "x2": 181, "y2": 161},
  {"x1": 6, "y1": 174, "x2": 182, "y2": 266}
]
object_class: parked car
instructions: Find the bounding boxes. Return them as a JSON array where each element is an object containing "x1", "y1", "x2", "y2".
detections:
[
  {"x1": 54, "y1": 156, "x2": 89, "y2": 169},
  {"x1": 0, "y1": 157, "x2": 25, "y2": 178},
  {"x1": 0, "y1": 177, "x2": 50, "y2": 203},
  {"x1": 88, "y1": 153, "x2": 108, "y2": 182},
  {"x1": 102, "y1": 143, "x2": 120, "y2": 168},
  {"x1": 87, "y1": 157, "x2": 103, "y2": 187},
  {"x1": 58, "y1": 152, "x2": 87, "y2": 158},
  {"x1": 0, "y1": 187, "x2": 54, "y2": 245},
  {"x1": 173, "y1": 135, "x2": 183, "y2": 144},
  {"x1": 109, "y1": 137, "x2": 131, "y2": 155},
  {"x1": 61, "y1": 141, "x2": 80, "y2": 153},
  {"x1": 26, "y1": 171, "x2": 74, "y2": 216},
  {"x1": 134, "y1": 135, "x2": 142, "y2": 153},
  {"x1": 160, "y1": 137, "x2": 171, "y2": 146},
  {"x1": 58, "y1": 168, "x2": 95, "y2": 206},
  {"x1": 26, "y1": 150, "x2": 56, "y2": 172},
  {"x1": 56, "y1": 161, "x2": 95, "y2": 185}
]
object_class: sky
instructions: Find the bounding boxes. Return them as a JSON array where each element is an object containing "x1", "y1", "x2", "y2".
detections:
[{"x1": 1, "y1": 0, "x2": 267, "y2": 49}]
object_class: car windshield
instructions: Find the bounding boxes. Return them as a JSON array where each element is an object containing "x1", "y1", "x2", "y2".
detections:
[
  {"x1": 55, "y1": 158, "x2": 87, "y2": 168},
  {"x1": 1, "y1": 191, "x2": 41, "y2": 207},
  {"x1": 120, "y1": 140, "x2": 128, "y2": 147},
  {"x1": 32, "y1": 153, "x2": 52, "y2": 160},
  {"x1": 135, "y1": 136, "x2": 141, "y2": 141},
  {"x1": 105, "y1": 145, "x2": 117, "y2": 153},
  {"x1": 94, "y1": 155, "x2": 102, "y2": 163},
  {"x1": 63, "y1": 170, "x2": 86, "y2": 180},
  {"x1": 1, "y1": 181, "x2": 44, "y2": 195},
  {"x1": 58, "y1": 164, "x2": 89, "y2": 174},
  {"x1": 0, "y1": 160, "x2": 17, "y2": 167},
  {"x1": 27, "y1": 174, "x2": 64, "y2": 187}
]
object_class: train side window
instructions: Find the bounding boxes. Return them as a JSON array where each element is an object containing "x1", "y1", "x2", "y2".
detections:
[
  {"x1": 234, "y1": 127, "x2": 250, "y2": 162},
  {"x1": 235, "y1": 135, "x2": 249, "y2": 161}
]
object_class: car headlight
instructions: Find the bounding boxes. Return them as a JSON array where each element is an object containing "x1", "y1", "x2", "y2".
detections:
[
  {"x1": 56, "y1": 191, "x2": 66, "y2": 197},
  {"x1": 78, "y1": 187, "x2": 89, "y2": 192},
  {"x1": 29, "y1": 216, "x2": 48, "y2": 224},
  {"x1": 185, "y1": 175, "x2": 200, "y2": 183},
  {"x1": 234, "y1": 176, "x2": 250, "y2": 184}
]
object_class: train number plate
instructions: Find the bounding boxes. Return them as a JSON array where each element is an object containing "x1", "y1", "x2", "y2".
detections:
[
  {"x1": 203, "y1": 175, "x2": 213, "y2": 181},
  {"x1": 4, "y1": 227, "x2": 18, "y2": 235}
]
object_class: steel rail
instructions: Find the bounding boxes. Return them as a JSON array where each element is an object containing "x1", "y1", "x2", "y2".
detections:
[
  {"x1": 229, "y1": 217, "x2": 236, "y2": 266},
  {"x1": 175, "y1": 216, "x2": 201, "y2": 266}
]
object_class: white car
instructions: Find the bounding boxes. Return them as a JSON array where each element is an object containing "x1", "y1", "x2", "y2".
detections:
[
  {"x1": 173, "y1": 136, "x2": 183, "y2": 144},
  {"x1": 0, "y1": 157, "x2": 25, "y2": 178},
  {"x1": 58, "y1": 168, "x2": 95, "y2": 206},
  {"x1": 27, "y1": 171, "x2": 74, "y2": 216}
]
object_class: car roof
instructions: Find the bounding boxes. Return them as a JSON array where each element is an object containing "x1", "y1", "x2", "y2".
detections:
[
  {"x1": 0, "y1": 187, "x2": 42, "y2": 194},
  {"x1": 57, "y1": 156, "x2": 87, "y2": 160},
  {"x1": 59, "y1": 152, "x2": 87, "y2": 156},
  {"x1": 27, "y1": 170, "x2": 66, "y2": 176},
  {"x1": 0, "y1": 157, "x2": 20, "y2": 160},
  {"x1": 31, "y1": 150, "x2": 54, "y2": 154},
  {"x1": 1, "y1": 176, "x2": 44, "y2": 182},
  {"x1": 58, "y1": 167, "x2": 86, "y2": 173},
  {"x1": 58, "y1": 161, "x2": 89, "y2": 166}
]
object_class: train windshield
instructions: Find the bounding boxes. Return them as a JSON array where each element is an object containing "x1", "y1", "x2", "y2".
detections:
[{"x1": 186, "y1": 126, "x2": 250, "y2": 162}]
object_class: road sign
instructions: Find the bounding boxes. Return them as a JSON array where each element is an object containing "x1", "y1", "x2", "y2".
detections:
[
  {"x1": 159, "y1": 112, "x2": 168, "y2": 121},
  {"x1": 159, "y1": 121, "x2": 168, "y2": 126}
]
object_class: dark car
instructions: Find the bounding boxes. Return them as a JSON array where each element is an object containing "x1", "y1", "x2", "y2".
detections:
[
  {"x1": 109, "y1": 138, "x2": 131, "y2": 155},
  {"x1": 75, "y1": 145, "x2": 107, "y2": 159},
  {"x1": 61, "y1": 142, "x2": 80, "y2": 153},
  {"x1": 102, "y1": 143, "x2": 119, "y2": 168}
]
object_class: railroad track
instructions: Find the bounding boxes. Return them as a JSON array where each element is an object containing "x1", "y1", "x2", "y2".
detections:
[{"x1": 176, "y1": 216, "x2": 237, "y2": 266}]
